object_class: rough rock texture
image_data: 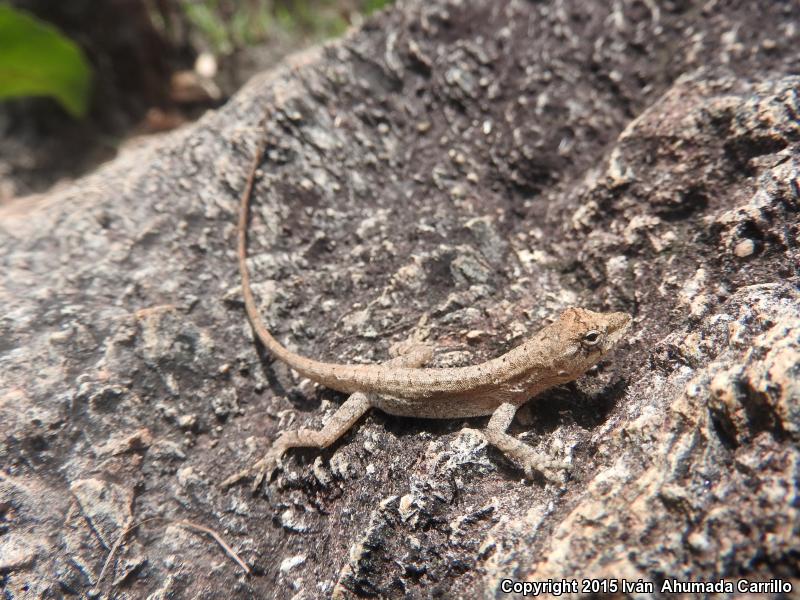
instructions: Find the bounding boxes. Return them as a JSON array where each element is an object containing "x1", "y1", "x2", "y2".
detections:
[{"x1": 1, "y1": 1, "x2": 799, "y2": 598}]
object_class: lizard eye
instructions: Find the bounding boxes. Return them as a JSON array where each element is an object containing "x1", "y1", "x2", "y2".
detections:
[{"x1": 582, "y1": 330, "x2": 602, "y2": 347}]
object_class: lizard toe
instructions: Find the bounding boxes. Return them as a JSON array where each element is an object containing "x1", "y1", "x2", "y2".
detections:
[
  {"x1": 250, "y1": 449, "x2": 283, "y2": 492},
  {"x1": 219, "y1": 449, "x2": 283, "y2": 492}
]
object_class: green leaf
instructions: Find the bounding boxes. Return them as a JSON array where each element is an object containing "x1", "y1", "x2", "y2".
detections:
[
  {"x1": 0, "y1": 5, "x2": 92, "y2": 118},
  {"x1": 363, "y1": 0, "x2": 393, "y2": 16}
]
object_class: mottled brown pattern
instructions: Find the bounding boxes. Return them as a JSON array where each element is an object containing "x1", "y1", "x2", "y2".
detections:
[{"x1": 230, "y1": 131, "x2": 631, "y2": 486}]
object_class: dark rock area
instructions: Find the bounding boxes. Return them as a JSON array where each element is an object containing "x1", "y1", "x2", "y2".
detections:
[{"x1": 1, "y1": 1, "x2": 799, "y2": 598}]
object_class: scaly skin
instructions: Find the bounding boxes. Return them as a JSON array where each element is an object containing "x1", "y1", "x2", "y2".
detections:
[{"x1": 226, "y1": 122, "x2": 632, "y2": 488}]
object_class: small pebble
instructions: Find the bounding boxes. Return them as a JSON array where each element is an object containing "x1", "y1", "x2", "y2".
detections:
[
  {"x1": 733, "y1": 239, "x2": 755, "y2": 257},
  {"x1": 466, "y1": 330, "x2": 486, "y2": 342}
]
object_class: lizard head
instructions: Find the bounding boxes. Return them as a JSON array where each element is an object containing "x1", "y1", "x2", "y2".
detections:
[{"x1": 547, "y1": 307, "x2": 632, "y2": 381}]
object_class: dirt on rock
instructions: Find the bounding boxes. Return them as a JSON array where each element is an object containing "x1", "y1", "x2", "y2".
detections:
[{"x1": 1, "y1": 1, "x2": 799, "y2": 598}]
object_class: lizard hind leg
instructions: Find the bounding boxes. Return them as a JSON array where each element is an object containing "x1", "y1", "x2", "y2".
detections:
[
  {"x1": 268, "y1": 345, "x2": 432, "y2": 459},
  {"x1": 221, "y1": 345, "x2": 432, "y2": 492},
  {"x1": 472, "y1": 402, "x2": 569, "y2": 484},
  {"x1": 220, "y1": 391, "x2": 373, "y2": 492}
]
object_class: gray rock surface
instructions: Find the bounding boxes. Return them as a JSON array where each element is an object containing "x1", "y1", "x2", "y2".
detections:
[{"x1": 1, "y1": 1, "x2": 799, "y2": 598}]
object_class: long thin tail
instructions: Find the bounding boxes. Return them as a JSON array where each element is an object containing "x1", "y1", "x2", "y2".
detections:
[{"x1": 237, "y1": 123, "x2": 344, "y2": 386}]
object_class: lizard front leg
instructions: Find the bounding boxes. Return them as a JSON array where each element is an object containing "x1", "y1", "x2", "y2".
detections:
[
  {"x1": 221, "y1": 345, "x2": 432, "y2": 491},
  {"x1": 471, "y1": 402, "x2": 568, "y2": 484}
]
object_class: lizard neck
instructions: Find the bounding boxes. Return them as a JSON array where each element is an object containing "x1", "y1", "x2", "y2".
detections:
[{"x1": 500, "y1": 325, "x2": 595, "y2": 396}]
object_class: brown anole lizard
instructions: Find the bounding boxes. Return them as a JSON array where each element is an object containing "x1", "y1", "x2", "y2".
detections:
[{"x1": 224, "y1": 122, "x2": 632, "y2": 489}]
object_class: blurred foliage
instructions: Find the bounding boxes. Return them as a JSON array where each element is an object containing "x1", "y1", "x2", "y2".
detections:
[
  {"x1": 148, "y1": 0, "x2": 393, "y2": 56},
  {"x1": 0, "y1": 5, "x2": 92, "y2": 118}
]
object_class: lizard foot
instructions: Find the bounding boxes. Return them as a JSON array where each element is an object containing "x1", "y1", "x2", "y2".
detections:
[
  {"x1": 472, "y1": 426, "x2": 569, "y2": 484},
  {"x1": 516, "y1": 449, "x2": 569, "y2": 485},
  {"x1": 220, "y1": 393, "x2": 374, "y2": 492},
  {"x1": 220, "y1": 443, "x2": 284, "y2": 492}
]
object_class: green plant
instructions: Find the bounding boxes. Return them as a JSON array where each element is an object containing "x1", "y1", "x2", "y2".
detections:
[
  {"x1": 176, "y1": 0, "x2": 271, "y2": 55},
  {"x1": 363, "y1": 0, "x2": 392, "y2": 15},
  {"x1": 0, "y1": 5, "x2": 92, "y2": 118},
  {"x1": 162, "y1": 0, "x2": 395, "y2": 57}
]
